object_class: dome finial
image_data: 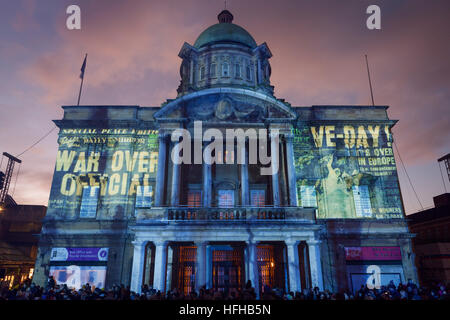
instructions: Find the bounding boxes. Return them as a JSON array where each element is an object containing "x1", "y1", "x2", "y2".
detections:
[{"x1": 218, "y1": 9, "x2": 233, "y2": 23}]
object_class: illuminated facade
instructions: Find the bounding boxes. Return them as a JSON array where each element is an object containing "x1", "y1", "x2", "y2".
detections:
[{"x1": 33, "y1": 10, "x2": 418, "y2": 295}]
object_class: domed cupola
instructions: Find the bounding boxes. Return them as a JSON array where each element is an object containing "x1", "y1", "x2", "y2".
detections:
[
  {"x1": 177, "y1": 10, "x2": 274, "y2": 97},
  {"x1": 193, "y1": 10, "x2": 257, "y2": 49}
]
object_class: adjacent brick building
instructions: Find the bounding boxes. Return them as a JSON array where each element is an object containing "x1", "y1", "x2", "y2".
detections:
[
  {"x1": 408, "y1": 193, "x2": 450, "y2": 285},
  {"x1": 0, "y1": 196, "x2": 46, "y2": 288}
]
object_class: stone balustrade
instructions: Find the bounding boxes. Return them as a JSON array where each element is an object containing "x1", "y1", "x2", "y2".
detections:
[{"x1": 135, "y1": 206, "x2": 316, "y2": 222}]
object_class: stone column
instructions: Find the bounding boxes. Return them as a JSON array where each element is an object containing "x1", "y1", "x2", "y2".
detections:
[
  {"x1": 253, "y1": 61, "x2": 258, "y2": 88},
  {"x1": 307, "y1": 240, "x2": 324, "y2": 290},
  {"x1": 247, "y1": 241, "x2": 260, "y2": 299},
  {"x1": 165, "y1": 245, "x2": 173, "y2": 291},
  {"x1": 195, "y1": 241, "x2": 207, "y2": 291},
  {"x1": 270, "y1": 131, "x2": 281, "y2": 207},
  {"x1": 154, "y1": 134, "x2": 167, "y2": 207},
  {"x1": 240, "y1": 140, "x2": 250, "y2": 206},
  {"x1": 170, "y1": 139, "x2": 181, "y2": 206},
  {"x1": 206, "y1": 245, "x2": 212, "y2": 289},
  {"x1": 286, "y1": 240, "x2": 300, "y2": 293},
  {"x1": 202, "y1": 143, "x2": 212, "y2": 207},
  {"x1": 130, "y1": 240, "x2": 146, "y2": 294},
  {"x1": 285, "y1": 134, "x2": 299, "y2": 206},
  {"x1": 279, "y1": 138, "x2": 288, "y2": 205},
  {"x1": 153, "y1": 241, "x2": 168, "y2": 292},
  {"x1": 244, "y1": 245, "x2": 250, "y2": 284},
  {"x1": 189, "y1": 60, "x2": 194, "y2": 84}
]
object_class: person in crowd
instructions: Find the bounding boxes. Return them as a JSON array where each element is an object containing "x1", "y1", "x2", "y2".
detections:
[
  {"x1": 47, "y1": 275, "x2": 56, "y2": 289},
  {"x1": 1, "y1": 276, "x2": 449, "y2": 301}
]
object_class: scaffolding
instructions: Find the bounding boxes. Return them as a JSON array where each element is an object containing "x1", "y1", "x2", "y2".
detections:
[{"x1": 0, "y1": 152, "x2": 22, "y2": 205}]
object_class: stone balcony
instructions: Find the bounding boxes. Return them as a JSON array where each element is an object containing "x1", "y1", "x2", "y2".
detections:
[{"x1": 135, "y1": 206, "x2": 317, "y2": 224}]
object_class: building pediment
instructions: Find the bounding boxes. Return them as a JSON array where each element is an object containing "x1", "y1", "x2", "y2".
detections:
[
  {"x1": 178, "y1": 42, "x2": 198, "y2": 59},
  {"x1": 154, "y1": 88, "x2": 297, "y2": 124}
]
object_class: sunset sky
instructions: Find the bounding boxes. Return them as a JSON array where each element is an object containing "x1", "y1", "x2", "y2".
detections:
[{"x1": 0, "y1": 0, "x2": 449, "y2": 214}]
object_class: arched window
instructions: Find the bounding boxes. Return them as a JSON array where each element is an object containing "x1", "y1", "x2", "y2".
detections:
[
  {"x1": 246, "y1": 65, "x2": 252, "y2": 80},
  {"x1": 235, "y1": 64, "x2": 241, "y2": 78},
  {"x1": 222, "y1": 62, "x2": 229, "y2": 77},
  {"x1": 200, "y1": 66, "x2": 205, "y2": 80},
  {"x1": 210, "y1": 63, "x2": 216, "y2": 77}
]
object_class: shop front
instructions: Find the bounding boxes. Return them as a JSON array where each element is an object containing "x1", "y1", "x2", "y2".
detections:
[
  {"x1": 49, "y1": 247, "x2": 109, "y2": 290},
  {"x1": 345, "y1": 246, "x2": 404, "y2": 293}
]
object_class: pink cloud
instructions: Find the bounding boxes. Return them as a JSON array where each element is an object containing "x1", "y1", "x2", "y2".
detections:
[{"x1": 11, "y1": 0, "x2": 40, "y2": 32}]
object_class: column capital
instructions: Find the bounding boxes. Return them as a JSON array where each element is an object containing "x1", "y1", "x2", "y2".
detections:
[
  {"x1": 158, "y1": 132, "x2": 170, "y2": 141},
  {"x1": 245, "y1": 240, "x2": 259, "y2": 246},
  {"x1": 132, "y1": 240, "x2": 147, "y2": 247},
  {"x1": 269, "y1": 130, "x2": 281, "y2": 139},
  {"x1": 285, "y1": 239, "x2": 299, "y2": 247},
  {"x1": 284, "y1": 133, "x2": 294, "y2": 142},
  {"x1": 153, "y1": 240, "x2": 169, "y2": 247},
  {"x1": 194, "y1": 241, "x2": 208, "y2": 247},
  {"x1": 306, "y1": 239, "x2": 322, "y2": 246}
]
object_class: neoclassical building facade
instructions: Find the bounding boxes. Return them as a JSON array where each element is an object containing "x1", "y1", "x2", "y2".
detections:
[{"x1": 33, "y1": 10, "x2": 417, "y2": 296}]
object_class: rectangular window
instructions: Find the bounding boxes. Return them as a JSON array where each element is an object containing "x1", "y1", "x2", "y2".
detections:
[
  {"x1": 80, "y1": 186, "x2": 99, "y2": 218},
  {"x1": 210, "y1": 63, "x2": 216, "y2": 77},
  {"x1": 224, "y1": 150, "x2": 234, "y2": 163},
  {"x1": 136, "y1": 185, "x2": 153, "y2": 208},
  {"x1": 187, "y1": 190, "x2": 202, "y2": 207},
  {"x1": 300, "y1": 185, "x2": 317, "y2": 207},
  {"x1": 218, "y1": 190, "x2": 234, "y2": 208},
  {"x1": 250, "y1": 190, "x2": 265, "y2": 207},
  {"x1": 352, "y1": 185, "x2": 373, "y2": 217}
]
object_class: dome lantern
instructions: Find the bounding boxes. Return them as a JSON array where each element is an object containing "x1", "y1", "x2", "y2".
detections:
[{"x1": 218, "y1": 10, "x2": 234, "y2": 23}]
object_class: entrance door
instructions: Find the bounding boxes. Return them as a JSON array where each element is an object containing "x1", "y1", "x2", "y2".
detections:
[
  {"x1": 212, "y1": 247, "x2": 243, "y2": 293},
  {"x1": 258, "y1": 245, "x2": 275, "y2": 292},
  {"x1": 257, "y1": 243, "x2": 288, "y2": 294},
  {"x1": 172, "y1": 246, "x2": 196, "y2": 295}
]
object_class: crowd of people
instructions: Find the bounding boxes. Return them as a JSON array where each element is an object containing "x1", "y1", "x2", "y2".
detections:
[{"x1": 1, "y1": 277, "x2": 449, "y2": 300}]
